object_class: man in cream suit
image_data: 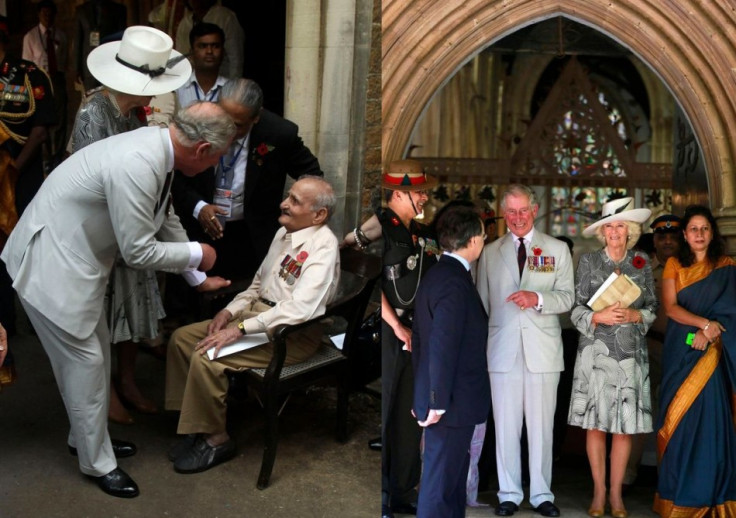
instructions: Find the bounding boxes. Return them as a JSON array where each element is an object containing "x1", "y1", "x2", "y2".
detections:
[
  {"x1": 0, "y1": 101, "x2": 236, "y2": 498},
  {"x1": 476, "y1": 184, "x2": 574, "y2": 517}
]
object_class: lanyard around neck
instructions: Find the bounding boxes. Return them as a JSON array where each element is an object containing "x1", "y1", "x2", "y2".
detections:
[
  {"x1": 218, "y1": 137, "x2": 247, "y2": 174},
  {"x1": 194, "y1": 82, "x2": 219, "y2": 101}
]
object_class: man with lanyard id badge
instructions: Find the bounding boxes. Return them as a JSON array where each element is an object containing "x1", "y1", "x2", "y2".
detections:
[
  {"x1": 172, "y1": 77, "x2": 323, "y2": 280},
  {"x1": 212, "y1": 133, "x2": 247, "y2": 229}
]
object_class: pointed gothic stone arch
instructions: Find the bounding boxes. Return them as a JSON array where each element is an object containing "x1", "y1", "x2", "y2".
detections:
[{"x1": 383, "y1": 0, "x2": 736, "y2": 215}]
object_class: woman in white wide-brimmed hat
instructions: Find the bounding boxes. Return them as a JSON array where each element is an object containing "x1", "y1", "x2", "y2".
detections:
[
  {"x1": 567, "y1": 197, "x2": 656, "y2": 518},
  {"x1": 70, "y1": 26, "x2": 191, "y2": 424}
]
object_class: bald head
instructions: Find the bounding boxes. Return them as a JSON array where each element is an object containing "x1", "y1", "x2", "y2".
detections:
[{"x1": 278, "y1": 176, "x2": 336, "y2": 233}]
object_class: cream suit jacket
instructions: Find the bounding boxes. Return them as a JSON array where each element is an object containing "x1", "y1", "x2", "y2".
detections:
[
  {"x1": 1, "y1": 126, "x2": 194, "y2": 340},
  {"x1": 476, "y1": 229, "x2": 574, "y2": 373}
]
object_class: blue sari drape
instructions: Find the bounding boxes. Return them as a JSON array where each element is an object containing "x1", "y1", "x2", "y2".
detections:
[{"x1": 654, "y1": 261, "x2": 736, "y2": 516}]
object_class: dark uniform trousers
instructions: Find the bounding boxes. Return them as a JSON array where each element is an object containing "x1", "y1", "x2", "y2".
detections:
[
  {"x1": 382, "y1": 318, "x2": 422, "y2": 508},
  {"x1": 379, "y1": 206, "x2": 437, "y2": 509}
]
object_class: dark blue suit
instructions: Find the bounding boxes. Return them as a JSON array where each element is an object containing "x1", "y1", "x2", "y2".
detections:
[{"x1": 412, "y1": 254, "x2": 490, "y2": 517}]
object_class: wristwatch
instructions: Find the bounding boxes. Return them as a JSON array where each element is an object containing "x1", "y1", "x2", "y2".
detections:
[{"x1": 237, "y1": 321, "x2": 246, "y2": 335}]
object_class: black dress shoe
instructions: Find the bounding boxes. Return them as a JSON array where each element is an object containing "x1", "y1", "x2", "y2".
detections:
[
  {"x1": 381, "y1": 504, "x2": 394, "y2": 518},
  {"x1": 495, "y1": 501, "x2": 520, "y2": 516},
  {"x1": 391, "y1": 502, "x2": 417, "y2": 515},
  {"x1": 167, "y1": 434, "x2": 198, "y2": 462},
  {"x1": 534, "y1": 501, "x2": 560, "y2": 517},
  {"x1": 173, "y1": 436, "x2": 236, "y2": 474},
  {"x1": 368, "y1": 437, "x2": 382, "y2": 451},
  {"x1": 94, "y1": 467, "x2": 139, "y2": 498},
  {"x1": 69, "y1": 439, "x2": 137, "y2": 459}
]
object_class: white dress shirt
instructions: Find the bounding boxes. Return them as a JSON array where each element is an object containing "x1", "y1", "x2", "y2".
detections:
[
  {"x1": 515, "y1": 228, "x2": 544, "y2": 310},
  {"x1": 22, "y1": 23, "x2": 67, "y2": 73},
  {"x1": 175, "y1": 72, "x2": 228, "y2": 110},
  {"x1": 192, "y1": 133, "x2": 249, "y2": 221}
]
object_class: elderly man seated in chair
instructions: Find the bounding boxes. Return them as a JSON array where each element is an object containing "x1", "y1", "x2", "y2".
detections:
[{"x1": 165, "y1": 175, "x2": 339, "y2": 473}]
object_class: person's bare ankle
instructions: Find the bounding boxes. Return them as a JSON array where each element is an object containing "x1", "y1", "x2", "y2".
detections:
[{"x1": 205, "y1": 432, "x2": 230, "y2": 447}]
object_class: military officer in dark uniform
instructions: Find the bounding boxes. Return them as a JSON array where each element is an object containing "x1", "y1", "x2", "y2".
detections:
[
  {"x1": 0, "y1": 15, "x2": 56, "y2": 337},
  {"x1": 380, "y1": 160, "x2": 439, "y2": 518}
]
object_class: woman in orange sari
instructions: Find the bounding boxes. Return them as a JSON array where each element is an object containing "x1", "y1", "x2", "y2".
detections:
[{"x1": 655, "y1": 205, "x2": 736, "y2": 516}]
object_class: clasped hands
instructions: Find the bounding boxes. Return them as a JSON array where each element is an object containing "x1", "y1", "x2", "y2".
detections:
[
  {"x1": 194, "y1": 244, "x2": 231, "y2": 292},
  {"x1": 194, "y1": 309, "x2": 241, "y2": 359},
  {"x1": 691, "y1": 320, "x2": 726, "y2": 351},
  {"x1": 593, "y1": 301, "x2": 641, "y2": 326},
  {"x1": 198, "y1": 204, "x2": 227, "y2": 240}
]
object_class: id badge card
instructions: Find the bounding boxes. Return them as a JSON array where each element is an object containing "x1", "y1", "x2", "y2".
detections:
[
  {"x1": 90, "y1": 31, "x2": 100, "y2": 47},
  {"x1": 213, "y1": 188, "x2": 233, "y2": 218}
]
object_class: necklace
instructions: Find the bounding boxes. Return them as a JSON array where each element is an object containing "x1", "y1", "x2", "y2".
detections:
[{"x1": 605, "y1": 247, "x2": 627, "y2": 275}]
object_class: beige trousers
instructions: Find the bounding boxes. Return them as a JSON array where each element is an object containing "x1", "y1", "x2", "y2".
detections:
[{"x1": 165, "y1": 301, "x2": 323, "y2": 434}]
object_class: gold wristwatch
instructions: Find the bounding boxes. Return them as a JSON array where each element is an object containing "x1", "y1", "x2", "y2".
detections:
[{"x1": 237, "y1": 321, "x2": 246, "y2": 335}]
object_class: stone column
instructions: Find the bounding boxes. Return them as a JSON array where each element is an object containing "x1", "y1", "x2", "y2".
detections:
[
  {"x1": 285, "y1": 0, "x2": 375, "y2": 236},
  {"x1": 314, "y1": 0, "x2": 357, "y2": 234},
  {"x1": 284, "y1": 0, "x2": 321, "y2": 151}
]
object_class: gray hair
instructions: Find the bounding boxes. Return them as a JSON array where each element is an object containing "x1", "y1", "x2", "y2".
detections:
[
  {"x1": 172, "y1": 101, "x2": 235, "y2": 154},
  {"x1": 594, "y1": 220, "x2": 642, "y2": 250},
  {"x1": 300, "y1": 175, "x2": 336, "y2": 221},
  {"x1": 500, "y1": 184, "x2": 538, "y2": 210},
  {"x1": 220, "y1": 78, "x2": 263, "y2": 114}
]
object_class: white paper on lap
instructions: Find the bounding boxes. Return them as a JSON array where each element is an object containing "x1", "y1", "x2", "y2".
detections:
[{"x1": 207, "y1": 332, "x2": 269, "y2": 360}]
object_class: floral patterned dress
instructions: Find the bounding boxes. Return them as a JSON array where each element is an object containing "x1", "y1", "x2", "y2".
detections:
[
  {"x1": 71, "y1": 90, "x2": 165, "y2": 343},
  {"x1": 567, "y1": 248, "x2": 657, "y2": 434}
]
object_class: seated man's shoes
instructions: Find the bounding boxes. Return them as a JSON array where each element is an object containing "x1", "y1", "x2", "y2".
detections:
[
  {"x1": 381, "y1": 505, "x2": 394, "y2": 518},
  {"x1": 534, "y1": 501, "x2": 560, "y2": 517},
  {"x1": 495, "y1": 501, "x2": 520, "y2": 516},
  {"x1": 173, "y1": 436, "x2": 236, "y2": 474},
  {"x1": 167, "y1": 434, "x2": 198, "y2": 462},
  {"x1": 69, "y1": 439, "x2": 137, "y2": 459},
  {"x1": 390, "y1": 502, "x2": 417, "y2": 515},
  {"x1": 93, "y1": 467, "x2": 139, "y2": 498}
]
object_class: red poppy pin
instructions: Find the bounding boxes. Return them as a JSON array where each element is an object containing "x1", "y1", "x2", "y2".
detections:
[
  {"x1": 633, "y1": 255, "x2": 646, "y2": 269},
  {"x1": 296, "y1": 251, "x2": 308, "y2": 263},
  {"x1": 532, "y1": 246, "x2": 542, "y2": 256},
  {"x1": 135, "y1": 106, "x2": 147, "y2": 123},
  {"x1": 144, "y1": 105, "x2": 153, "y2": 116},
  {"x1": 32, "y1": 86, "x2": 45, "y2": 100},
  {"x1": 253, "y1": 142, "x2": 275, "y2": 165},
  {"x1": 391, "y1": 216, "x2": 400, "y2": 227}
]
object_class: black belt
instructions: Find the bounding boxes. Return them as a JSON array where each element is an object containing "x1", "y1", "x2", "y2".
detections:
[{"x1": 259, "y1": 297, "x2": 276, "y2": 307}]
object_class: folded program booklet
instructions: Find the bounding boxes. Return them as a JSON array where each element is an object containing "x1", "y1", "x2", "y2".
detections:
[{"x1": 587, "y1": 271, "x2": 642, "y2": 311}]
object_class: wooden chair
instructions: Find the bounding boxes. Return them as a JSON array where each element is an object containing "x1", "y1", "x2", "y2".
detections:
[{"x1": 237, "y1": 247, "x2": 381, "y2": 489}]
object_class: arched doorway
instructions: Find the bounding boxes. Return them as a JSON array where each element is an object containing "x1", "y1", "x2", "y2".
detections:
[{"x1": 402, "y1": 19, "x2": 701, "y2": 249}]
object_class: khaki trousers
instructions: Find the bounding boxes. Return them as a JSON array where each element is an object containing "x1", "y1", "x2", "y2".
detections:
[{"x1": 165, "y1": 302, "x2": 323, "y2": 434}]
